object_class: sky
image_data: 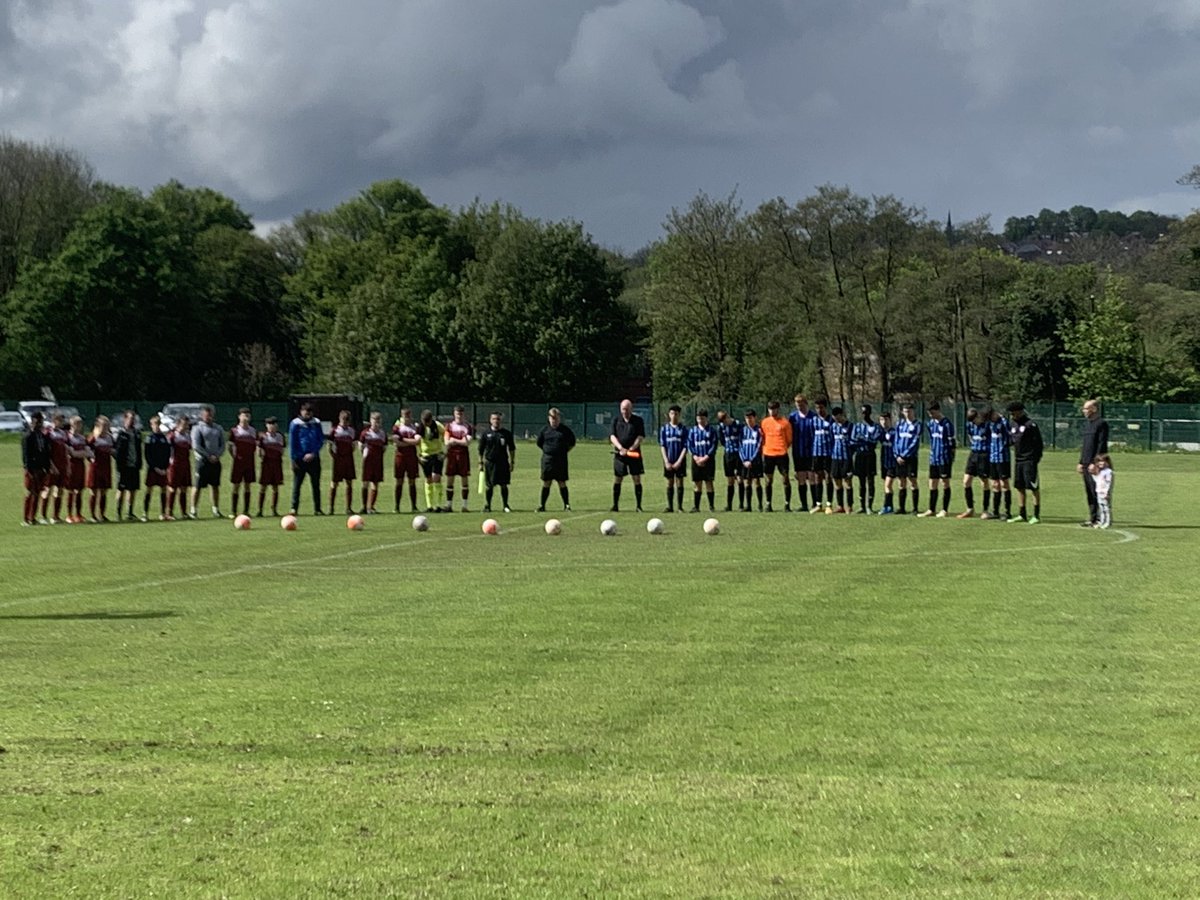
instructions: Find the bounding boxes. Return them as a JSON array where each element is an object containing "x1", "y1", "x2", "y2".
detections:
[{"x1": 2, "y1": 0, "x2": 1199, "y2": 250}]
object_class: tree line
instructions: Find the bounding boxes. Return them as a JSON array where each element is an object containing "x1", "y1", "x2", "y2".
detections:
[{"x1": 2, "y1": 134, "x2": 1198, "y2": 406}]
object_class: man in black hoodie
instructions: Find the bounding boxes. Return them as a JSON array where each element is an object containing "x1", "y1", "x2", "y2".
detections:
[
  {"x1": 1006, "y1": 402, "x2": 1044, "y2": 524},
  {"x1": 114, "y1": 409, "x2": 144, "y2": 522},
  {"x1": 1077, "y1": 399, "x2": 1109, "y2": 527}
]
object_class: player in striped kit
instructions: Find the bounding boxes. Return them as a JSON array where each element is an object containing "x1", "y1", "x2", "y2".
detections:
[
  {"x1": 789, "y1": 394, "x2": 816, "y2": 512},
  {"x1": 392, "y1": 408, "x2": 420, "y2": 513},
  {"x1": 739, "y1": 409, "x2": 765, "y2": 512},
  {"x1": 850, "y1": 405, "x2": 882, "y2": 514},
  {"x1": 658, "y1": 405, "x2": 688, "y2": 512},
  {"x1": 716, "y1": 410, "x2": 743, "y2": 512},
  {"x1": 228, "y1": 408, "x2": 258, "y2": 519},
  {"x1": 257, "y1": 417, "x2": 285, "y2": 517},
  {"x1": 328, "y1": 409, "x2": 358, "y2": 516},
  {"x1": 829, "y1": 407, "x2": 853, "y2": 514},
  {"x1": 918, "y1": 402, "x2": 956, "y2": 517},
  {"x1": 892, "y1": 403, "x2": 922, "y2": 515},
  {"x1": 957, "y1": 407, "x2": 990, "y2": 519},
  {"x1": 358, "y1": 411, "x2": 388, "y2": 514},
  {"x1": 983, "y1": 408, "x2": 1012, "y2": 520},
  {"x1": 878, "y1": 411, "x2": 897, "y2": 514},
  {"x1": 685, "y1": 409, "x2": 719, "y2": 513},
  {"x1": 808, "y1": 398, "x2": 834, "y2": 513}
]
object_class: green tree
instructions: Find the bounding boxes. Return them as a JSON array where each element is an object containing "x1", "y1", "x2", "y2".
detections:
[{"x1": 1061, "y1": 277, "x2": 1150, "y2": 401}]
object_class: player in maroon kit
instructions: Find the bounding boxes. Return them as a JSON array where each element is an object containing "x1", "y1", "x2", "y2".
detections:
[
  {"x1": 44, "y1": 412, "x2": 71, "y2": 523},
  {"x1": 166, "y1": 416, "x2": 193, "y2": 520},
  {"x1": 328, "y1": 409, "x2": 357, "y2": 515},
  {"x1": 444, "y1": 405, "x2": 472, "y2": 512},
  {"x1": 257, "y1": 416, "x2": 285, "y2": 516},
  {"x1": 86, "y1": 415, "x2": 115, "y2": 522},
  {"x1": 65, "y1": 415, "x2": 90, "y2": 523},
  {"x1": 228, "y1": 407, "x2": 258, "y2": 518},
  {"x1": 392, "y1": 407, "x2": 420, "y2": 513},
  {"x1": 358, "y1": 410, "x2": 387, "y2": 514}
]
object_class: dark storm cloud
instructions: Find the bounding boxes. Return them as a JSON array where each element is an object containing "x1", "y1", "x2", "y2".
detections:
[{"x1": 1, "y1": 0, "x2": 1198, "y2": 248}]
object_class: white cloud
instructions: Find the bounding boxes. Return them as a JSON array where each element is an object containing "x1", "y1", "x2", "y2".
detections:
[{"x1": 1111, "y1": 190, "x2": 1199, "y2": 217}]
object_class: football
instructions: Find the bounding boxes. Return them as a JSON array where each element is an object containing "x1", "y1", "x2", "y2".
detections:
[
  {"x1": 544, "y1": 518, "x2": 562, "y2": 535},
  {"x1": 646, "y1": 517, "x2": 665, "y2": 535},
  {"x1": 412, "y1": 515, "x2": 429, "y2": 532},
  {"x1": 703, "y1": 517, "x2": 720, "y2": 535},
  {"x1": 233, "y1": 514, "x2": 251, "y2": 530},
  {"x1": 347, "y1": 514, "x2": 365, "y2": 531},
  {"x1": 482, "y1": 518, "x2": 499, "y2": 535},
  {"x1": 600, "y1": 519, "x2": 618, "y2": 536},
  {"x1": 280, "y1": 515, "x2": 298, "y2": 531}
]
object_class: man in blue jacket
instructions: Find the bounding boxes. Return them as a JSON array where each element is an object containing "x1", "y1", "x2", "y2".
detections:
[{"x1": 289, "y1": 402, "x2": 325, "y2": 515}]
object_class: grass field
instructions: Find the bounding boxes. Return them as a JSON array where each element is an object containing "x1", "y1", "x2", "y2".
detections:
[{"x1": 1, "y1": 436, "x2": 1198, "y2": 898}]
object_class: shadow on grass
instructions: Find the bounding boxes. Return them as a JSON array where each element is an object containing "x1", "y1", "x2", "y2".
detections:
[{"x1": 0, "y1": 610, "x2": 179, "y2": 621}]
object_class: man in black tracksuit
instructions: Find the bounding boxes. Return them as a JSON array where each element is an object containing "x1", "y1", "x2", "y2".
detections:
[
  {"x1": 1006, "y1": 402, "x2": 1044, "y2": 524},
  {"x1": 1077, "y1": 399, "x2": 1109, "y2": 527}
]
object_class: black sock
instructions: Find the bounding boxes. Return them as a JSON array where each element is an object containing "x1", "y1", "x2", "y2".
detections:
[
  {"x1": 1004, "y1": 490, "x2": 1012, "y2": 515},
  {"x1": 811, "y1": 484, "x2": 821, "y2": 506},
  {"x1": 885, "y1": 490, "x2": 893, "y2": 508},
  {"x1": 847, "y1": 486, "x2": 854, "y2": 507},
  {"x1": 738, "y1": 483, "x2": 746, "y2": 508},
  {"x1": 899, "y1": 488, "x2": 907, "y2": 512},
  {"x1": 666, "y1": 485, "x2": 674, "y2": 510},
  {"x1": 929, "y1": 489, "x2": 938, "y2": 512},
  {"x1": 942, "y1": 488, "x2": 951, "y2": 512},
  {"x1": 784, "y1": 483, "x2": 792, "y2": 506},
  {"x1": 540, "y1": 486, "x2": 550, "y2": 508},
  {"x1": 693, "y1": 489, "x2": 701, "y2": 510},
  {"x1": 836, "y1": 487, "x2": 844, "y2": 507},
  {"x1": 612, "y1": 483, "x2": 621, "y2": 509},
  {"x1": 500, "y1": 486, "x2": 509, "y2": 507},
  {"x1": 992, "y1": 492, "x2": 1001, "y2": 516},
  {"x1": 726, "y1": 484, "x2": 735, "y2": 508},
  {"x1": 486, "y1": 486, "x2": 494, "y2": 507},
  {"x1": 799, "y1": 483, "x2": 809, "y2": 511},
  {"x1": 756, "y1": 485, "x2": 763, "y2": 510},
  {"x1": 560, "y1": 486, "x2": 570, "y2": 507},
  {"x1": 707, "y1": 490, "x2": 714, "y2": 510},
  {"x1": 983, "y1": 488, "x2": 990, "y2": 512},
  {"x1": 1034, "y1": 502, "x2": 1040, "y2": 518},
  {"x1": 965, "y1": 485, "x2": 974, "y2": 510},
  {"x1": 676, "y1": 484, "x2": 684, "y2": 510},
  {"x1": 766, "y1": 485, "x2": 773, "y2": 506},
  {"x1": 913, "y1": 489, "x2": 920, "y2": 512},
  {"x1": 634, "y1": 483, "x2": 643, "y2": 509}
]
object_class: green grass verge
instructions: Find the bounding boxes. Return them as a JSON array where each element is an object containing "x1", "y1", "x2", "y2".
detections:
[{"x1": 1, "y1": 436, "x2": 1198, "y2": 897}]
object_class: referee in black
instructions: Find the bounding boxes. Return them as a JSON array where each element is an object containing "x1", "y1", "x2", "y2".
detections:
[
  {"x1": 1078, "y1": 399, "x2": 1109, "y2": 527},
  {"x1": 609, "y1": 399, "x2": 645, "y2": 512},
  {"x1": 536, "y1": 408, "x2": 576, "y2": 511}
]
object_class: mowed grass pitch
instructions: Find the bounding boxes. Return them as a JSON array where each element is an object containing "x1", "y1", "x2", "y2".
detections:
[{"x1": 1, "y1": 437, "x2": 1198, "y2": 898}]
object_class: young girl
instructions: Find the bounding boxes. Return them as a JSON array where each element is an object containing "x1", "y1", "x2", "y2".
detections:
[
  {"x1": 167, "y1": 416, "x2": 193, "y2": 520},
  {"x1": 1093, "y1": 454, "x2": 1114, "y2": 529},
  {"x1": 328, "y1": 409, "x2": 357, "y2": 515},
  {"x1": 66, "y1": 416, "x2": 91, "y2": 524},
  {"x1": 86, "y1": 415, "x2": 115, "y2": 522},
  {"x1": 257, "y1": 417, "x2": 285, "y2": 517},
  {"x1": 358, "y1": 411, "x2": 388, "y2": 514},
  {"x1": 144, "y1": 415, "x2": 171, "y2": 520}
]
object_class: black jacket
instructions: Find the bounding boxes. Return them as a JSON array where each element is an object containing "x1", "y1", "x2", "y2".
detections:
[
  {"x1": 22, "y1": 428, "x2": 52, "y2": 473},
  {"x1": 114, "y1": 426, "x2": 144, "y2": 470},
  {"x1": 1079, "y1": 416, "x2": 1109, "y2": 465}
]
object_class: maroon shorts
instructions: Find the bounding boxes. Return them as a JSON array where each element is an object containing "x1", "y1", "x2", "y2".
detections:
[
  {"x1": 146, "y1": 468, "x2": 168, "y2": 488},
  {"x1": 50, "y1": 467, "x2": 68, "y2": 489},
  {"x1": 230, "y1": 458, "x2": 256, "y2": 484},
  {"x1": 445, "y1": 447, "x2": 470, "y2": 478},
  {"x1": 68, "y1": 460, "x2": 86, "y2": 492},
  {"x1": 332, "y1": 454, "x2": 356, "y2": 483},
  {"x1": 24, "y1": 471, "x2": 47, "y2": 493},
  {"x1": 394, "y1": 451, "x2": 418, "y2": 480},
  {"x1": 168, "y1": 465, "x2": 192, "y2": 489},
  {"x1": 259, "y1": 458, "x2": 283, "y2": 486},
  {"x1": 362, "y1": 454, "x2": 383, "y2": 484},
  {"x1": 86, "y1": 461, "x2": 112, "y2": 490}
]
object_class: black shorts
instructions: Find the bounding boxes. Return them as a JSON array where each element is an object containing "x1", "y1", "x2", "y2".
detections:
[
  {"x1": 811, "y1": 456, "x2": 831, "y2": 475},
  {"x1": 965, "y1": 451, "x2": 988, "y2": 477},
  {"x1": 988, "y1": 460, "x2": 1011, "y2": 482},
  {"x1": 882, "y1": 465, "x2": 897, "y2": 479},
  {"x1": 896, "y1": 455, "x2": 919, "y2": 480},
  {"x1": 614, "y1": 454, "x2": 644, "y2": 478},
  {"x1": 830, "y1": 459, "x2": 851, "y2": 481},
  {"x1": 195, "y1": 459, "x2": 222, "y2": 489},
  {"x1": 663, "y1": 462, "x2": 687, "y2": 480},
  {"x1": 540, "y1": 456, "x2": 568, "y2": 483},
  {"x1": 852, "y1": 451, "x2": 877, "y2": 478},
  {"x1": 928, "y1": 463, "x2": 953, "y2": 480},
  {"x1": 420, "y1": 455, "x2": 444, "y2": 478},
  {"x1": 723, "y1": 454, "x2": 741, "y2": 479},
  {"x1": 741, "y1": 457, "x2": 763, "y2": 479},
  {"x1": 484, "y1": 462, "x2": 511, "y2": 487},
  {"x1": 1014, "y1": 461, "x2": 1040, "y2": 490},
  {"x1": 117, "y1": 466, "x2": 141, "y2": 492},
  {"x1": 764, "y1": 454, "x2": 789, "y2": 477},
  {"x1": 792, "y1": 452, "x2": 813, "y2": 472},
  {"x1": 692, "y1": 459, "x2": 716, "y2": 483}
]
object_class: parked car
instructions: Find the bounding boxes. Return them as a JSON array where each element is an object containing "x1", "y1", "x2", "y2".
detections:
[
  {"x1": 48, "y1": 406, "x2": 80, "y2": 424},
  {"x1": 159, "y1": 403, "x2": 208, "y2": 432},
  {"x1": 17, "y1": 400, "x2": 57, "y2": 427},
  {"x1": 0, "y1": 411, "x2": 27, "y2": 433}
]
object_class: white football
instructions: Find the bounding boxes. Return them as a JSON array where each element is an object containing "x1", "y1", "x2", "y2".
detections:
[
  {"x1": 544, "y1": 518, "x2": 562, "y2": 535},
  {"x1": 646, "y1": 517, "x2": 665, "y2": 535},
  {"x1": 411, "y1": 515, "x2": 429, "y2": 531},
  {"x1": 600, "y1": 518, "x2": 618, "y2": 536},
  {"x1": 703, "y1": 517, "x2": 720, "y2": 535}
]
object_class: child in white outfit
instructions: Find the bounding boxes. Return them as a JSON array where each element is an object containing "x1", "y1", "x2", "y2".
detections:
[{"x1": 1092, "y1": 454, "x2": 1113, "y2": 529}]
